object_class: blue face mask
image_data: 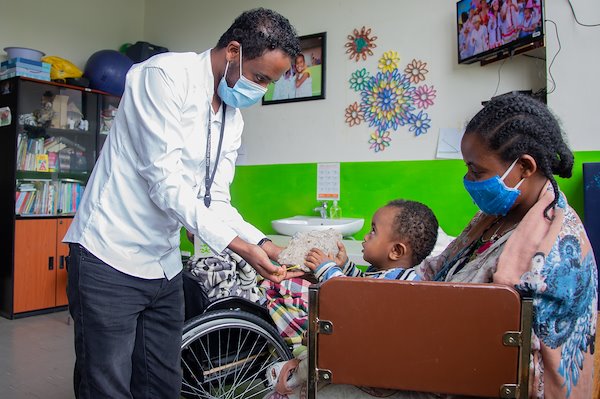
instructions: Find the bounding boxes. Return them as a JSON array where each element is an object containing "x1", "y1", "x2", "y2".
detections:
[
  {"x1": 217, "y1": 46, "x2": 267, "y2": 109},
  {"x1": 463, "y1": 158, "x2": 524, "y2": 216}
]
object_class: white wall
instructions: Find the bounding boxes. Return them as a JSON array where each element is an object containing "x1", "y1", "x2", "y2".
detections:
[
  {"x1": 145, "y1": 0, "x2": 546, "y2": 165},
  {"x1": 0, "y1": 0, "x2": 145, "y2": 70},
  {"x1": 2, "y1": 1, "x2": 595, "y2": 164},
  {"x1": 545, "y1": 1, "x2": 600, "y2": 152}
]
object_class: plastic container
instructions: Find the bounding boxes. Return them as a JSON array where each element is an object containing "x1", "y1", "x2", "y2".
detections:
[
  {"x1": 329, "y1": 200, "x2": 342, "y2": 219},
  {"x1": 0, "y1": 58, "x2": 51, "y2": 81},
  {"x1": 4, "y1": 47, "x2": 45, "y2": 62}
]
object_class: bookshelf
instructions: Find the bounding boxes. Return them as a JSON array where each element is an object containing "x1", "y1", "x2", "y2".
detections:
[{"x1": 0, "y1": 77, "x2": 118, "y2": 318}]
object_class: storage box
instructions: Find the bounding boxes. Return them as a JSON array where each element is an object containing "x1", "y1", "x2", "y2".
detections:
[
  {"x1": 0, "y1": 57, "x2": 51, "y2": 81},
  {"x1": 51, "y1": 94, "x2": 69, "y2": 129}
]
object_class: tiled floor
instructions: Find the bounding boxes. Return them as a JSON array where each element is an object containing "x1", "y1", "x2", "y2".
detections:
[{"x1": 0, "y1": 311, "x2": 75, "y2": 399}]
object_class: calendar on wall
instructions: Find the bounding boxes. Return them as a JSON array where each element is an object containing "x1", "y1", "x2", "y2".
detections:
[{"x1": 317, "y1": 162, "x2": 340, "y2": 201}]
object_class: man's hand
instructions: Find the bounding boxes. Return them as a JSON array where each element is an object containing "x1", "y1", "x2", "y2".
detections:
[
  {"x1": 261, "y1": 240, "x2": 306, "y2": 280},
  {"x1": 261, "y1": 240, "x2": 284, "y2": 262},
  {"x1": 185, "y1": 229, "x2": 194, "y2": 244},
  {"x1": 228, "y1": 237, "x2": 286, "y2": 283},
  {"x1": 304, "y1": 248, "x2": 334, "y2": 271}
]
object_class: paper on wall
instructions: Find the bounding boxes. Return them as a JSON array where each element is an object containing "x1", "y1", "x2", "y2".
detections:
[{"x1": 436, "y1": 128, "x2": 464, "y2": 159}]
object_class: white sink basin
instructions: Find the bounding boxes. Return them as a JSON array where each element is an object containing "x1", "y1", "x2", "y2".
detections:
[{"x1": 272, "y1": 216, "x2": 365, "y2": 237}]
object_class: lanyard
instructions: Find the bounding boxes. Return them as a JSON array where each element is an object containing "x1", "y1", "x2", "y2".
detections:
[{"x1": 201, "y1": 103, "x2": 226, "y2": 207}]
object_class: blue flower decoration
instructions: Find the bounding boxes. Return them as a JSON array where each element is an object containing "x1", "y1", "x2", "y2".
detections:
[
  {"x1": 360, "y1": 69, "x2": 415, "y2": 132},
  {"x1": 408, "y1": 110, "x2": 431, "y2": 136}
]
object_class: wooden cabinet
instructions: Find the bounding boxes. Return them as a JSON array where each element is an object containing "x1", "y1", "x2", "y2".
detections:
[
  {"x1": 11, "y1": 218, "x2": 72, "y2": 315},
  {"x1": 0, "y1": 77, "x2": 116, "y2": 318},
  {"x1": 55, "y1": 218, "x2": 71, "y2": 307}
]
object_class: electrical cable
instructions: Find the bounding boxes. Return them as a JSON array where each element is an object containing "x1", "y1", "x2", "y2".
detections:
[
  {"x1": 491, "y1": 57, "x2": 508, "y2": 98},
  {"x1": 544, "y1": 19, "x2": 561, "y2": 94},
  {"x1": 522, "y1": 54, "x2": 545, "y2": 61},
  {"x1": 567, "y1": 0, "x2": 600, "y2": 27}
]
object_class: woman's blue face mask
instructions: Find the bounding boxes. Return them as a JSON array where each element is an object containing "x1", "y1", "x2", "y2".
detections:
[
  {"x1": 217, "y1": 46, "x2": 267, "y2": 109},
  {"x1": 463, "y1": 158, "x2": 524, "y2": 216}
]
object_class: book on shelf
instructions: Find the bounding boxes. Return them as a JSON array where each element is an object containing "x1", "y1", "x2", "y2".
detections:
[
  {"x1": 48, "y1": 152, "x2": 57, "y2": 172},
  {"x1": 35, "y1": 154, "x2": 49, "y2": 172},
  {"x1": 59, "y1": 150, "x2": 71, "y2": 172},
  {"x1": 44, "y1": 136, "x2": 67, "y2": 153},
  {"x1": 15, "y1": 180, "x2": 58, "y2": 215},
  {"x1": 16, "y1": 135, "x2": 87, "y2": 172},
  {"x1": 57, "y1": 180, "x2": 85, "y2": 214}
]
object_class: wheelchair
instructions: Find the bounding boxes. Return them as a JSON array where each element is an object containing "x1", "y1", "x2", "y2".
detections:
[{"x1": 181, "y1": 281, "x2": 293, "y2": 399}]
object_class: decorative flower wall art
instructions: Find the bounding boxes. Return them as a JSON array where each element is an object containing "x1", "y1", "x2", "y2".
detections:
[
  {"x1": 345, "y1": 26, "x2": 377, "y2": 62},
  {"x1": 345, "y1": 50, "x2": 437, "y2": 153},
  {"x1": 345, "y1": 102, "x2": 364, "y2": 127},
  {"x1": 378, "y1": 51, "x2": 400, "y2": 73},
  {"x1": 368, "y1": 130, "x2": 391, "y2": 152},
  {"x1": 404, "y1": 59, "x2": 428, "y2": 84}
]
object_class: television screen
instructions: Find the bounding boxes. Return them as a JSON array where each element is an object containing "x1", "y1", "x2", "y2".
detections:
[{"x1": 457, "y1": 0, "x2": 544, "y2": 64}]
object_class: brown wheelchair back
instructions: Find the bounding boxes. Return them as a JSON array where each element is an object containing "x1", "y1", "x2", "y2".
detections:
[{"x1": 307, "y1": 278, "x2": 533, "y2": 398}]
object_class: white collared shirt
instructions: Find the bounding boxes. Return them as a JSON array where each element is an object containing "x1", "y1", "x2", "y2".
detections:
[{"x1": 63, "y1": 49, "x2": 265, "y2": 279}]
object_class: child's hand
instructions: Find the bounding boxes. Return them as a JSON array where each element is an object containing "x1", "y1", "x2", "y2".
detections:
[
  {"x1": 304, "y1": 248, "x2": 333, "y2": 271},
  {"x1": 334, "y1": 241, "x2": 349, "y2": 267}
]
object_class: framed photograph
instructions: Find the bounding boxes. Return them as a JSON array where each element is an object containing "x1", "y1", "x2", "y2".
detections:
[{"x1": 262, "y1": 32, "x2": 326, "y2": 105}]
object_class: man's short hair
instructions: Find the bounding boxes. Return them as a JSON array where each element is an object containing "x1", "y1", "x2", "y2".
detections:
[{"x1": 216, "y1": 8, "x2": 301, "y2": 61}]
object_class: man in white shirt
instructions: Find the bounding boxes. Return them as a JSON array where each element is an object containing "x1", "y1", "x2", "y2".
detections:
[{"x1": 63, "y1": 8, "x2": 301, "y2": 398}]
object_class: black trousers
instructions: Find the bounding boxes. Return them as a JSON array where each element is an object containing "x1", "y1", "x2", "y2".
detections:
[{"x1": 67, "y1": 244, "x2": 184, "y2": 398}]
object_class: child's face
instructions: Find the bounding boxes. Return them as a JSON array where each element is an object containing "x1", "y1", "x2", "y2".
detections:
[
  {"x1": 362, "y1": 206, "x2": 400, "y2": 268},
  {"x1": 295, "y1": 56, "x2": 306, "y2": 73}
]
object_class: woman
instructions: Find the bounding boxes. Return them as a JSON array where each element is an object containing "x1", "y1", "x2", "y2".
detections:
[{"x1": 420, "y1": 92, "x2": 597, "y2": 398}]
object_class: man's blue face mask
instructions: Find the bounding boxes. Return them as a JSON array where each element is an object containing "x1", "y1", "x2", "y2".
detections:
[
  {"x1": 217, "y1": 46, "x2": 267, "y2": 109},
  {"x1": 463, "y1": 158, "x2": 525, "y2": 216}
]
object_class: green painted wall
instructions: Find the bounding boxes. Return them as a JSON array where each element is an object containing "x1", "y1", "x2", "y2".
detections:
[{"x1": 181, "y1": 151, "x2": 600, "y2": 253}]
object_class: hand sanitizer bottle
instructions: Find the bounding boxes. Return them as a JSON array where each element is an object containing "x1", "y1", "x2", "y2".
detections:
[{"x1": 329, "y1": 200, "x2": 342, "y2": 219}]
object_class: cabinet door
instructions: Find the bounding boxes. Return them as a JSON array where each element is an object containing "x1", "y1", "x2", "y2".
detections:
[
  {"x1": 14, "y1": 219, "x2": 57, "y2": 313},
  {"x1": 55, "y1": 218, "x2": 72, "y2": 306}
]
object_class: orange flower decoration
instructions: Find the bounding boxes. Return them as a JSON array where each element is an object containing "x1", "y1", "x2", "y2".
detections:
[
  {"x1": 345, "y1": 102, "x2": 364, "y2": 127},
  {"x1": 404, "y1": 59, "x2": 429, "y2": 84},
  {"x1": 345, "y1": 26, "x2": 378, "y2": 62}
]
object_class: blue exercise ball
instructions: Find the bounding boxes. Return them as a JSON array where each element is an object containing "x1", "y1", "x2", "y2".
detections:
[{"x1": 84, "y1": 50, "x2": 133, "y2": 96}]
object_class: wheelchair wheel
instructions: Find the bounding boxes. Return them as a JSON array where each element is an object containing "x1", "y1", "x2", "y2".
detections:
[{"x1": 181, "y1": 309, "x2": 292, "y2": 399}]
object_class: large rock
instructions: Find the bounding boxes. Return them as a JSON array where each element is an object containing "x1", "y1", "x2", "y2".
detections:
[{"x1": 278, "y1": 229, "x2": 343, "y2": 272}]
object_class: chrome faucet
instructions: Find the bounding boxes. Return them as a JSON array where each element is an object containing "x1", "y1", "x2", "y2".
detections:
[{"x1": 313, "y1": 201, "x2": 328, "y2": 219}]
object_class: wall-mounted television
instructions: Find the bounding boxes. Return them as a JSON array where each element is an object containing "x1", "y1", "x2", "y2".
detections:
[{"x1": 457, "y1": 0, "x2": 544, "y2": 65}]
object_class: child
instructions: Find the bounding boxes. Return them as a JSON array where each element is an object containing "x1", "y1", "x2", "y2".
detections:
[
  {"x1": 500, "y1": 0, "x2": 519, "y2": 43},
  {"x1": 272, "y1": 68, "x2": 295, "y2": 100},
  {"x1": 518, "y1": 4, "x2": 536, "y2": 38},
  {"x1": 458, "y1": 12, "x2": 473, "y2": 60},
  {"x1": 293, "y1": 53, "x2": 312, "y2": 98},
  {"x1": 264, "y1": 200, "x2": 439, "y2": 398},
  {"x1": 488, "y1": 0, "x2": 502, "y2": 49},
  {"x1": 305, "y1": 199, "x2": 439, "y2": 283},
  {"x1": 468, "y1": 15, "x2": 489, "y2": 56}
]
